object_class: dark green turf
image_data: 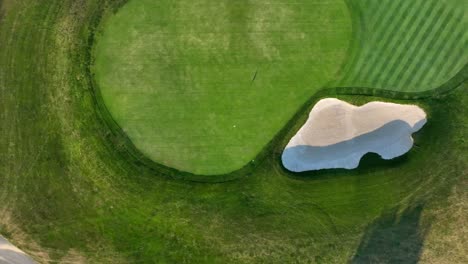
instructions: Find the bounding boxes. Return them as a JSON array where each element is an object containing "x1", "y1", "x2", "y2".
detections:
[{"x1": 0, "y1": 0, "x2": 467, "y2": 263}]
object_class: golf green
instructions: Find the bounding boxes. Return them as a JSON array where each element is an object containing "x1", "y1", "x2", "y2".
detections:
[{"x1": 93, "y1": 0, "x2": 352, "y2": 175}]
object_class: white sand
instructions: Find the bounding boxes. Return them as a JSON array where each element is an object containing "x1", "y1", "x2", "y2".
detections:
[
  {"x1": 282, "y1": 98, "x2": 427, "y2": 172},
  {"x1": 0, "y1": 236, "x2": 36, "y2": 264}
]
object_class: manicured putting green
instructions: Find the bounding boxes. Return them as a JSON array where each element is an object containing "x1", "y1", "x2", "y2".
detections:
[
  {"x1": 94, "y1": 0, "x2": 351, "y2": 175},
  {"x1": 93, "y1": 0, "x2": 352, "y2": 175}
]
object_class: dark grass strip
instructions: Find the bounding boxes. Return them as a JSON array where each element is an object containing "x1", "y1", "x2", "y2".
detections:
[
  {"x1": 340, "y1": 0, "x2": 395, "y2": 85},
  {"x1": 337, "y1": 0, "x2": 368, "y2": 86},
  {"x1": 398, "y1": 9, "x2": 455, "y2": 89},
  {"x1": 365, "y1": 0, "x2": 392, "y2": 32},
  {"x1": 347, "y1": 0, "x2": 404, "y2": 84},
  {"x1": 370, "y1": 0, "x2": 437, "y2": 88},
  {"x1": 346, "y1": 0, "x2": 405, "y2": 84},
  {"x1": 406, "y1": 12, "x2": 463, "y2": 89},
  {"x1": 423, "y1": 13, "x2": 467, "y2": 86},
  {"x1": 355, "y1": 0, "x2": 414, "y2": 75},
  {"x1": 387, "y1": 4, "x2": 445, "y2": 88},
  {"x1": 429, "y1": 42, "x2": 468, "y2": 89},
  {"x1": 363, "y1": 0, "x2": 429, "y2": 87}
]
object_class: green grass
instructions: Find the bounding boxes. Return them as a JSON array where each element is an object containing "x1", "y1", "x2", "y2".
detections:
[
  {"x1": 92, "y1": 0, "x2": 468, "y2": 176},
  {"x1": 0, "y1": 0, "x2": 467, "y2": 263},
  {"x1": 338, "y1": 0, "x2": 468, "y2": 92},
  {"x1": 92, "y1": 0, "x2": 352, "y2": 175}
]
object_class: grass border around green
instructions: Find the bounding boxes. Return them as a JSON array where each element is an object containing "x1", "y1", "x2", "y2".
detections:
[{"x1": 87, "y1": 1, "x2": 468, "y2": 182}]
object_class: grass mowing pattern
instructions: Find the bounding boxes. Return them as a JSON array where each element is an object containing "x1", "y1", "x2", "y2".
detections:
[
  {"x1": 93, "y1": 0, "x2": 352, "y2": 175},
  {"x1": 0, "y1": 0, "x2": 467, "y2": 263},
  {"x1": 339, "y1": 0, "x2": 468, "y2": 92}
]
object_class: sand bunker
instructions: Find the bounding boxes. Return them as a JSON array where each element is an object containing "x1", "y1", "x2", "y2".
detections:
[
  {"x1": 282, "y1": 98, "x2": 427, "y2": 172},
  {"x1": 0, "y1": 236, "x2": 36, "y2": 264}
]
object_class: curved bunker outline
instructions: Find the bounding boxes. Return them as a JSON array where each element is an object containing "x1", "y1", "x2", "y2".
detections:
[{"x1": 282, "y1": 99, "x2": 427, "y2": 172}]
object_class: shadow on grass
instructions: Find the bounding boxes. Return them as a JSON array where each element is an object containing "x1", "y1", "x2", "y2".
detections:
[
  {"x1": 350, "y1": 204, "x2": 429, "y2": 264},
  {"x1": 282, "y1": 118, "x2": 419, "y2": 173},
  {"x1": 280, "y1": 152, "x2": 410, "y2": 182}
]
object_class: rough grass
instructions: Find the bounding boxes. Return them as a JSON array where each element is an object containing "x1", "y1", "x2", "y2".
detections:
[
  {"x1": 92, "y1": 0, "x2": 353, "y2": 175},
  {"x1": 0, "y1": 0, "x2": 467, "y2": 263}
]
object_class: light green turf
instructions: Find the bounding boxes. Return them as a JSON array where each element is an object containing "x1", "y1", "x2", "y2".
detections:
[
  {"x1": 93, "y1": 0, "x2": 352, "y2": 175},
  {"x1": 339, "y1": 0, "x2": 468, "y2": 92}
]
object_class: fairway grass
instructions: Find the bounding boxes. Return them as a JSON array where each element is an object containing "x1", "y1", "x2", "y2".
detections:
[
  {"x1": 339, "y1": 0, "x2": 468, "y2": 92},
  {"x1": 93, "y1": 0, "x2": 352, "y2": 175},
  {"x1": 0, "y1": 0, "x2": 467, "y2": 263}
]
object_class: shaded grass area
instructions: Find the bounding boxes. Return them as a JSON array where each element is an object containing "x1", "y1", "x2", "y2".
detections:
[
  {"x1": 0, "y1": 0, "x2": 466, "y2": 263},
  {"x1": 352, "y1": 204, "x2": 427, "y2": 264}
]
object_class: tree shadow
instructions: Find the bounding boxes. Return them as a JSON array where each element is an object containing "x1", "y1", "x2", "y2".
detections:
[{"x1": 350, "y1": 204, "x2": 429, "y2": 264}]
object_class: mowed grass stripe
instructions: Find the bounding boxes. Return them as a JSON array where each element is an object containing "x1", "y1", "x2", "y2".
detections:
[
  {"x1": 402, "y1": 9, "x2": 461, "y2": 90},
  {"x1": 343, "y1": 1, "x2": 397, "y2": 82},
  {"x1": 410, "y1": 29, "x2": 463, "y2": 89},
  {"x1": 408, "y1": 9, "x2": 464, "y2": 83},
  {"x1": 366, "y1": 0, "x2": 387, "y2": 29},
  {"x1": 363, "y1": 0, "x2": 434, "y2": 86},
  {"x1": 370, "y1": 0, "x2": 437, "y2": 87},
  {"x1": 408, "y1": 27, "x2": 466, "y2": 91},
  {"x1": 386, "y1": 3, "x2": 445, "y2": 87},
  {"x1": 360, "y1": 0, "x2": 428, "y2": 84},
  {"x1": 430, "y1": 36, "x2": 468, "y2": 87},
  {"x1": 340, "y1": 0, "x2": 398, "y2": 84},
  {"x1": 396, "y1": 8, "x2": 455, "y2": 91},
  {"x1": 347, "y1": 0, "x2": 407, "y2": 85},
  {"x1": 340, "y1": 0, "x2": 467, "y2": 92},
  {"x1": 421, "y1": 12, "x2": 467, "y2": 87},
  {"x1": 348, "y1": 0, "x2": 412, "y2": 84}
]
